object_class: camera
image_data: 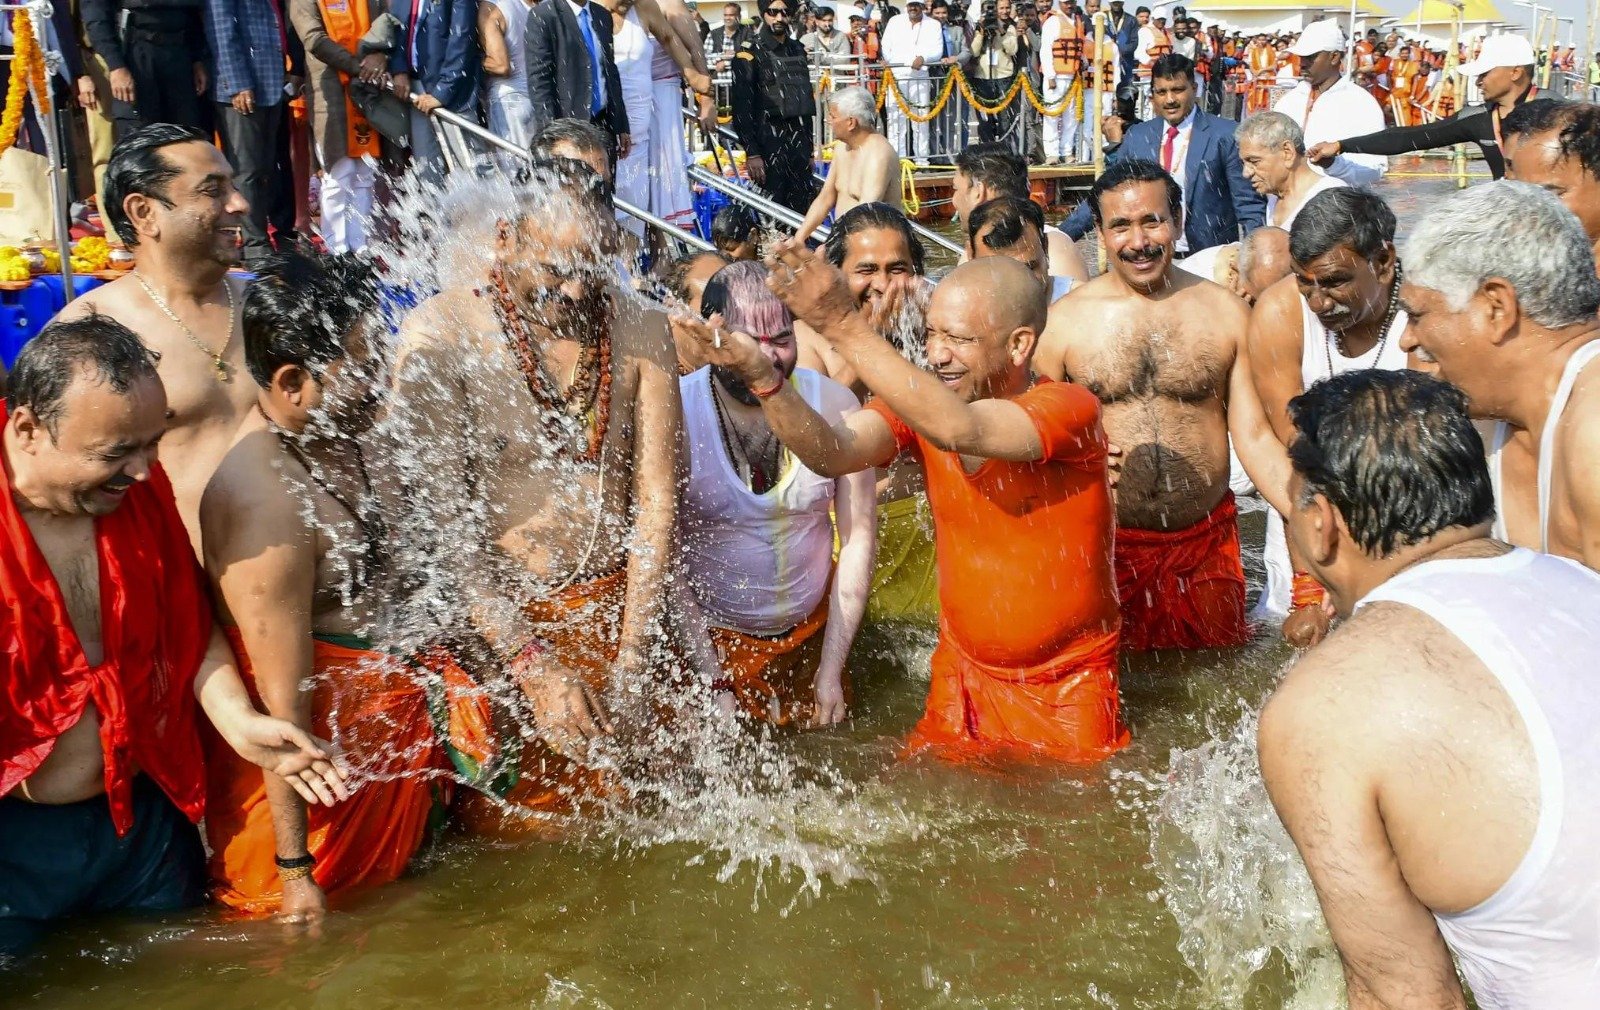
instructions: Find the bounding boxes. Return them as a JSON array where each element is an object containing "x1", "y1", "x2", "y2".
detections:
[{"x1": 978, "y1": 0, "x2": 1000, "y2": 33}]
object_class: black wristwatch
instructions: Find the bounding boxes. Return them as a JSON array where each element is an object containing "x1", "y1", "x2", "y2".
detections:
[{"x1": 274, "y1": 853, "x2": 317, "y2": 871}]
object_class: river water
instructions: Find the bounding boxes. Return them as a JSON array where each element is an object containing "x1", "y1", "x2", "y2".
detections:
[{"x1": 2, "y1": 166, "x2": 1469, "y2": 1010}]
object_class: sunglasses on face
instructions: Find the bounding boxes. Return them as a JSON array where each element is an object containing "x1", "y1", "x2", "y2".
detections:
[{"x1": 766, "y1": 7, "x2": 790, "y2": 15}]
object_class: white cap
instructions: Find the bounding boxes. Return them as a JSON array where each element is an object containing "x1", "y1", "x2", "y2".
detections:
[
  {"x1": 1288, "y1": 20, "x2": 1345, "y2": 57},
  {"x1": 1458, "y1": 34, "x2": 1537, "y2": 77}
]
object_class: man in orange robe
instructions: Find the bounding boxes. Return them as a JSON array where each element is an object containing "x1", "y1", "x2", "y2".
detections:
[
  {"x1": 201, "y1": 254, "x2": 442, "y2": 920},
  {"x1": 688, "y1": 252, "x2": 1129, "y2": 762},
  {"x1": 1246, "y1": 33, "x2": 1276, "y2": 113}
]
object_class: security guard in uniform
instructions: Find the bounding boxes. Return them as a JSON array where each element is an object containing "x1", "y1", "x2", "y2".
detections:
[{"x1": 731, "y1": 0, "x2": 819, "y2": 214}]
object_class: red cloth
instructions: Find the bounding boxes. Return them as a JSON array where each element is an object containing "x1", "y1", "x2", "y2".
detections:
[
  {"x1": 0, "y1": 420, "x2": 212, "y2": 835},
  {"x1": 1114, "y1": 492, "x2": 1248, "y2": 651},
  {"x1": 865, "y1": 380, "x2": 1128, "y2": 761}
]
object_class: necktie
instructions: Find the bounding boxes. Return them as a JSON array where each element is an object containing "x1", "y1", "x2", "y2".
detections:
[
  {"x1": 1161, "y1": 124, "x2": 1178, "y2": 172},
  {"x1": 577, "y1": 5, "x2": 605, "y2": 116},
  {"x1": 408, "y1": 0, "x2": 423, "y2": 72}
]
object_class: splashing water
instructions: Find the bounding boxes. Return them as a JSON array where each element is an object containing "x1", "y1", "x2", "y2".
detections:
[{"x1": 1147, "y1": 690, "x2": 1346, "y2": 1009}]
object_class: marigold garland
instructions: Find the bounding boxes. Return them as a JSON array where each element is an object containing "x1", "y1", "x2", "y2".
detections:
[{"x1": 1, "y1": 10, "x2": 51, "y2": 159}]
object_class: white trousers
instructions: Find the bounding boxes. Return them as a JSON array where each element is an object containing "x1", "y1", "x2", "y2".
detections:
[
  {"x1": 1042, "y1": 76, "x2": 1079, "y2": 159},
  {"x1": 650, "y1": 78, "x2": 696, "y2": 230},
  {"x1": 614, "y1": 88, "x2": 655, "y2": 237},
  {"x1": 888, "y1": 73, "x2": 931, "y2": 161},
  {"x1": 320, "y1": 155, "x2": 376, "y2": 254}
]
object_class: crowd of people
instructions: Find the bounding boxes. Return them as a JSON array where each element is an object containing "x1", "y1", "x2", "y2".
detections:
[{"x1": 4, "y1": 0, "x2": 1600, "y2": 1004}]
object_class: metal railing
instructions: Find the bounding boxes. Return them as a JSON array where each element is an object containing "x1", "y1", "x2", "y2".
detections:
[
  {"x1": 690, "y1": 110, "x2": 964, "y2": 257},
  {"x1": 427, "y1": 106, "x2": 715, "y2": 253}
]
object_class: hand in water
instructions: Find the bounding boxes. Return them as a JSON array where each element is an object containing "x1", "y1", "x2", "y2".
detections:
[
  {"x1": 1305, "y1": 141, "x2": 1339, "y2": 168},
  {"x1": 515, "y1": 649, "x2": 613, "y2": 758},
  {"x1": 1282, "y1": 600, "x2": 1335, "y2": 649},
  {"x1": 811, "y1": 673, "x2": 847, "y2": 728},
  {"x1": 234, "y1": 717, "x2": 350, "y2": 806},
  {"x1": 674, "y1": 311, "x2": 782, "y2": 391},
  {"x1": 766, "y1": 239, "x2": 859, "y2": 336},
  {"x1": 278, "y1": 875, "x2": 329, "y2": 930}
]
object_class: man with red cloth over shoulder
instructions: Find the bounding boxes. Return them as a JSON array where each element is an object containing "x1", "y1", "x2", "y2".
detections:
[
  {"x1": 686, "y1": 251, "x2": 1130, "y2": 762},
  {"x1": 0, "y1": 316, "x2": 349, "y2": 960}
]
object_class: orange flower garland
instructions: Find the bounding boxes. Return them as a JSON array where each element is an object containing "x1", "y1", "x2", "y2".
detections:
[{"x1": 1, "y1": 10, "x2": 52, "y2": 158}]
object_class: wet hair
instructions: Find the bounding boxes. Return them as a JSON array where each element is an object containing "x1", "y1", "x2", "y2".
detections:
[
  {"x1": 243, "y1": 251, "x2": 381, "y2": 388},
  {"x1": 1289, "y1": 187, "x2": 1395, "y2": 265},
  {"x1": 1404, "y1": 181, "x2": 1600, "y2": 330},
  {"x1": 9, "y1": 313, "x2": 159, "y2": 436},
  {"x1": 1088, "y1": 158, "x2": 1183, "y2": 229},
  {"x1": 1288, "y1": 369, "x2": 1493, "y2": 556},
  {"x1": 1149, "y1": 53, "x2": 1195, "y2": 83},
  {"x1": 103, "y1": 123, "x2": 211, "y2": 247},
  {"x1": 700, "y1": 260, "x2": 793, "y2": 336},
  {"x1": 711, "y1": 204, "x2": 760, "y2": 248},
  {"x1": 955, "y1": 143, "x2": 1030, "y2": 199},
  {"x1": 663, "y1": 250, "x2": 731, "y2": 302},
  {"x1": 1235, "y1": 110, "x2": 1305, "y2": 156},
  {"x1": 1502, "y1": 100, "x2": 1600, "y2": 180},
  {"x1": 531, "y1": 118, "x2": 613, "y2": 164},
  {"x1": 967, "y1": 195, "x2": 1046, "y2": 253},
  {"x1": 822, "y1": 201, "x2": 927, "y2": 274}
]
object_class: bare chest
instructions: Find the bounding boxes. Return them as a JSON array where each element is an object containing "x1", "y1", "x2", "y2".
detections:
[
  {"x1": 1068, "y1": 325, "x2": 1230, "y2": 407},
  {"x1": 24, "y1": 513, "x2": 104, "y2": 663}
]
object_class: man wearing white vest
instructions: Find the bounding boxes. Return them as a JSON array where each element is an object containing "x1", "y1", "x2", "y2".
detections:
[
  {"x1": 1261, "y1": 367, "x2": 1600, "y2": 1010},
  {"x1": 679, "y1": 261, "x2": 877, "y2": 727}
]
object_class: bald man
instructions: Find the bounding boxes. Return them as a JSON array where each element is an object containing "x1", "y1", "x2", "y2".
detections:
[
  {"x1": 685, "y1": 252, "x2": 1129, "y2": 761},
  {"x1": 1233, "y1": 226, "x2": 1291, "y2": 305},
  {"x1": 1036, "y1": 159, "x2": 1290, "y2": 652}
]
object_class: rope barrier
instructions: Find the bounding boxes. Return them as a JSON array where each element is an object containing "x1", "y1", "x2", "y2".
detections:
[
  {"x1": 0, "y1": 9, "x2": 50, "y2": 157},
  {"x1": 873, "y1": 65, "x2": 1086, "y2": 123}
]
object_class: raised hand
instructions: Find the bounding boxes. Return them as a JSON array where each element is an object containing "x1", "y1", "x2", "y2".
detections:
[
  {"x1": 765, "y1": 239, "x2": 859, "y2": 337},
  {"x1": 1305, "y1": 141, "x2": 1339, "y2": 168},
  {"x1": 673, "y1": 311, "x2": 782, "y2": 391}
]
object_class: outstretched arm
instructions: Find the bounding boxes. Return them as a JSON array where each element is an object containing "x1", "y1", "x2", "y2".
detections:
[
  {"x1": 794, "y1": 164, "x2": 841, "y2": 244},
  {"x1": 767, "y1": 241, "x2": 1053, "y2": 462}
]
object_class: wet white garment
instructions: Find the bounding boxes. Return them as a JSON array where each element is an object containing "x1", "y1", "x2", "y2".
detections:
[
  {"x1": 1254, "y1": 297, "x2": 1408, "y2": 620},
  {"x1": 1048, "y1": 275, "x2": 1075, "y2": 303},
  {"x1": 485, "y1": 0, "x2": 534, "y2": 102},
  {"x1": 1488, "y1": 340, "x2": 1600, "y2": 550},
  {"x1": 1266, "y1": 172, "x2": 1346, "y2": 231},
  {"x1": 678, "y1": 368, "x2": 856, "y2": 634},
  {"x1": 1355, "y1": 548, "x2": 1600, "y2": 1010}
]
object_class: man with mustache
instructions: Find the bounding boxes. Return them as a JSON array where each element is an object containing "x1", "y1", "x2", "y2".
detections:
[
  {"x1": 690, "y1": 253, "x2": 1129, "y2": 761},
  {"x1": 1037, "y1": 158, "x2": 1291, "y2": 651},
  {"x1": 1399, "y1": 182, "x2": 1600, "y2": 572},
  {"x1": 1503, "y1": 101, "x2": 1600, "y2": 275},
  {"x1": 1259, "y1": 368, "x2": 1600, "y2": 1010},
  {"x1": 200, "y1": 253, "x2": 447, "y2": 923},
  {"x1": 387, "y1": 163, "x2": 681, "y2": 835},
  {"x1": 1, "y1": 317, "x2": 347, "y2": 957},
  {"x1": 49, "y1": 124, "x2": 258, "y2": 554},
  {"x1": 1246, "y1": 188, "x2": 1409, "y2": 641},
  {"x1": 678, "y1": 262, "x2": 876, "y2": 727}
]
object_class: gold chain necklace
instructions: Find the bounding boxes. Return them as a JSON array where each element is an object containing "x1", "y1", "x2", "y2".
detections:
[{"x1": 133, "y1": 272, "x2": 236, "y2": 382}]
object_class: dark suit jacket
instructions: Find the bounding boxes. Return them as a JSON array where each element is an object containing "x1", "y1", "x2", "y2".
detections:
[
  {"x1": 1061, "y1": 109, "x2": 1265, "y2": 252},
  {"x1": 395, "y1": 0, "x2": 481, "y2": 113},
  {"x1": 708, "y1": 22, "x2": 746, "y2": 54},
  {"x1": 526, "y1": 0, "x2": 629, "y2": 139}
]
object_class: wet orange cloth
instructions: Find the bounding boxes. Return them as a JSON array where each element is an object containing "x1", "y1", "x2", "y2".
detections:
[
  {"x1": 1114, "y1": 491, "x2": 1248, "y2": 652},
  {"x1": 865, "y1": 380, "x2": 1128, "y2": 762},
  {"x1": 205, "y1": 631, "x2": 443, "y2": 915},
  {"x1": 710, "y1": 594, "x2": 830, "y2": 727},
  {"x1": 453, "y1": 569, "x2": 625, "y2": 838}
]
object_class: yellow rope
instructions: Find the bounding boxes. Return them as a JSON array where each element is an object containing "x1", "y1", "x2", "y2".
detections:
[
  {"x1": 898, "y1": 158, "x2": 920, "y2": 214},
  {"x1": 875, "y1": 65, "x2": 1082, "y2": 124}
]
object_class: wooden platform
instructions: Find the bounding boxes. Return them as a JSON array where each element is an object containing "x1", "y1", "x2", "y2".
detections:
[{"x1": 908, "y1": 163, "x2": 1096, "y2": 225}]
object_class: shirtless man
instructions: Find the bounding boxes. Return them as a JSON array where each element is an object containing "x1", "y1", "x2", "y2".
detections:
[
  {"x1": 1035, "y1": 157, "x2": 1289, "y2": 651},
  {"x1": 1249, "y1": 188, "x2": 1409, "y2": 640},
  {"x1": 1503, "y1": 101, "x2": 1600, "y2": 272},
  {"x1": 1, "y1": 317, "x2": 345, "y2": 957},
  {"x1": 1260, "y1": 368, "x2": 1600, "y2": 1010},
  {"x1": 1231, "y1": 225, "x2": 1290, "y2": 305},
  {"x1": 1235, "y1": 111, "x2": 1346, "y2": 230},
  {"x1": 794, "y1": 87, "x2": 903, "y2": 244},
  {"x1": 952, "y1": 143, "x2": 1090, "y2": 284},
  {"x1": 1400, "y1": 181, "x2": 1600, "y2": 570},
  {"x1": 387, "y1": 161, "x2": 680, "y2": 834},
  {"x1": 201, "y1": 253, "x2": 443, "y2": 923},
  {"x1": 48, "y1": 123, "x2": 256, "y2": 552}
]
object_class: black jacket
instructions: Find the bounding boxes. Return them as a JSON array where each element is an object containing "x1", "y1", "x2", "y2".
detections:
[
  {"x1": 1336, "y1": 85, "x2": 1542, "y2": 180},
  {"x1": 729, "y1": 26, "x2": 814, "y2": 159},
  {"x1": 525, "y1": 0, "x2": 630, "y2": 140},
  {"x1": 79, "y1": 0, "x2": 206, "y2": 71}
]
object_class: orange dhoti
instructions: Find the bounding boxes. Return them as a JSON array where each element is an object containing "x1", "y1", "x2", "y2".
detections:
[
  {"x1": 1114, "y1": 492, "x2": 1249, "y2": 651},
  {"x1": 205, "y1": 632, "x2": 445, "y2": 915},
  {"x1": 908, "y1": 628, "x2": 1128, "y2": 762},
  {"x1": 453, "y1": 569, "x2": 625, "y2": 838},
  {"x1": 709, "y1": 595, "x2": 830, "y2": 727}
]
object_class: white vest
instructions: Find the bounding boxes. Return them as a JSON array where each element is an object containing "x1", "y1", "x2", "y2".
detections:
[
  {"x1": 1357, "y1": 549, "x2": 1600, "y2": 1010},
  {"x1": 678, "y1": 368, "x2": 854, "y2": 634},
  {"x1": 1488, "y1": 341, "x2": 1600, "y2": 550},
  {"x1": 486, "y1": 0, "x2": 534, "y2": 100}
]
